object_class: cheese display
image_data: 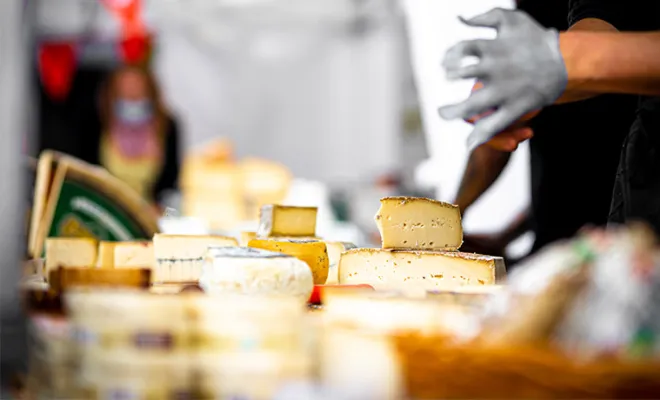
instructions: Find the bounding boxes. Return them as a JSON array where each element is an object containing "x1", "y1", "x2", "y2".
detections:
[
  {"x1": 114, "y1": 241, "x2": 154, "y2": 268},
  {"x1": 29, "y1": 151, "x2": 160, "y2": 258},
  {"x1": 325, "y1": 241, "x2": 357, "y2": 285},
  {"x1": 152, "y1": 234, "x2": 239, "y2": 283},
  {"x1": 248, "y1": 238, "x2": 329, "y2": 285},
  {"x1": 375, "y1": 196, "x2": 463, "y2": 251},
  {"x1": 338, "y1": 248, "x2": 505, "y2": 293},
  {"x1": 257, "y1": 205, "x2": 318, "y2": 238},
  {"x1": 198, "y1": 247, "x2": 314, "y2": 300},
  {"x1": 180, "y1": 139, "x2": 292, "y2": 230},
  {"x1": 44, "y1": 238, "x2": 97, "y2": 277},
  {"x1": 50, "y1": 267, "x2": 151, "y2": 292},
  {"x1": 96, "y1": 241, "x2": 117, "y2": 268}
]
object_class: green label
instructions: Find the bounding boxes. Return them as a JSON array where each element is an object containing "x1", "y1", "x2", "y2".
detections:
[{"x1": 48, "y1": 179, "x2": 151, "y2": 242}]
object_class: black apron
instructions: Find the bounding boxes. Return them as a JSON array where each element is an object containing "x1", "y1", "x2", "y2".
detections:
[{"x1": 609, "y1": 97, "x2": 660, "y2": 234}]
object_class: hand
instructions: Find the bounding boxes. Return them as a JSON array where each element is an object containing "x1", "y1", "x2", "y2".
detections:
[
  {"x1": 438, "y1": 8, "x2": 567, "y2": 150},
  {"x1": 461, "y1": 233, "x2": 509, "y2": 258}
]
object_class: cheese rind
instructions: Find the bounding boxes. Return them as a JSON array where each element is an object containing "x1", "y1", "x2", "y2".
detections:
[
  {"x1": 152, "y1": 234, "x2": 239, "y2": 283},
  {"x1": 375, "y1": 197, "x2": 463, "y2": 251},
  {"x1": 199, "y1": 246, "x2": 314, "y2": 300},
  {"x1": 248, "y1": 238, "x2": 329, "y2": 285},
  {"x1": 325, "y1": 241, "x2": 357, "y2": 285},
  {"x1": 114, "y1": 241, "x2": 154, "y2": 269},
  {"x1": 338, "y1": 248, "x2": 505, "y2": 293},
  {"x1": 45, "y1": 238, "x2": 98, "y2": 278},
  {"x1": 257, "y1": 205, "x2": 317, "y2": 238}
]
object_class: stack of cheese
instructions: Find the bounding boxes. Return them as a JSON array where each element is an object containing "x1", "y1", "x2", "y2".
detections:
[
  {"x1": 180, "y1": 139, "x2": 292, "y2": 231},
  {"x1": 245, "y1": 204, "x2": 356, "y2": 285},
  {"x1": 339, "y1": 197, "x2": 506, "y2": 295}
]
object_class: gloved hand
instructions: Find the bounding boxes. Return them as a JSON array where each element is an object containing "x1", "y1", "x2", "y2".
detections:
[{"x1": 438, "y1": 8, "x2": 568, "y2": 150}]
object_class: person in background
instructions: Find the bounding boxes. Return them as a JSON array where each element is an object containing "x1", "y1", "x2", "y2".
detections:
[
  {"x1": 94, "y1": 65, "x2": 180, "y2": 210},
  {"x1": 454, "y1": 0, "x2": 638, "y2": 265}
]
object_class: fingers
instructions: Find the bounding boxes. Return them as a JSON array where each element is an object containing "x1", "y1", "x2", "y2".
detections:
[
  {"x1": 442, "y1": 39, "x2": 489, "y2": 72},
  {"x1": 486, "y1": 127, "x2": 534, "y2": 152},
  {"x1": 446, "y1": 62, "x2": 489, "y2": 80},
  {"x1": 458, "y1": 8, "x2": 509, "y2": 29},
  {"x1": 467, "y1": 100, "x2": 530, "y2": 150},
  {"x1": 438, "y1": 86, "x2": 502, "y2": 121}
]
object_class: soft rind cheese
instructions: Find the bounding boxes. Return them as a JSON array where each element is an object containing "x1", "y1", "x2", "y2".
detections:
[
  {"x1": 257, "y1": 205, "x2": 317, "y2": 238},
  {"x1": 97, "y1": 241, "x2": 117, "y2": 268},
  {"x1": 199, "y1": 247, "x2": 314, "y2": 300},
  {"x1": 153, "y1": 234, "x2": 239, "y2": 283},
  {"x1": 375, "y1": 197, "x2": 463, "y2": 251},
  {"x1": 45, "y1": 238, "x2": 98, "y2": 278},
  {"x1": 248, "y1": 238, "x2": 329, "y2": 285},
  {"x1": 338, "y1": 248, "x2": 505, "y2": 293},
  {"x1": 325, "y1": 241, "x2": 357, "y2": 285},
  {"x1": 114, "y1": 241, "x2": 154, "y2": 269}
]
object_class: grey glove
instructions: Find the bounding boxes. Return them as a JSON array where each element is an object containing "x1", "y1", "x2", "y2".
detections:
[{"x1": 438, "y1": 8, "x2": 568, "y2": 150}]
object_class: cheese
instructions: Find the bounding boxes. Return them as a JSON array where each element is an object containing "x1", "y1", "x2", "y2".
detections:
[
  {"x1": 152, "y1": 234, "x2": 238, "y2": 283},
  {"x1": 198, "y1": 247, "x2": 314, "y2": 300},
  {"x1": 239, "y1": 231, "x2": 257, "y2": 246},
  {"x1": 239, "y1": 157, "x2": 292, "y2": 220},
  {"x1": 45, "y1": 238, "x2": 98, "y2": 277},
  {"x1": 97, "y1": 241, "x2": 117, "y2": 268},
  {"x1": 114, "y1": 241, "x2": 154, "y2": 269},
  {"x1": 338, "y1": 248, "x2": 505, "y2": 293},
  {"x1": 33, "y1": 152, "x2": 160, "y2": 257},
  {"x1": 325, "y1": 241, "x2": 356, "y2": 285},
  {"x1": 375, "y1": 197, "x2": 463, "y2": 251},
  {"x1": 257, "y1": 205, "x2": 317, "y2": 238},
  {"x1": 248, "y1": 238, "x2": 329, "y2": 285},
  {"x1": 51, "y1": 267, "x2": 151, "y2": 291}
]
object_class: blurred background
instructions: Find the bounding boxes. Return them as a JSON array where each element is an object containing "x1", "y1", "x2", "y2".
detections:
[{"x1": 29, "y1": 0, "x2": 530, "y2": 254}]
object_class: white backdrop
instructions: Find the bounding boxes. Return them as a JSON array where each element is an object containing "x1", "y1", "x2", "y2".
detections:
[{"x1": 403, "y1": 0, "x2": 533, "y2": 256}]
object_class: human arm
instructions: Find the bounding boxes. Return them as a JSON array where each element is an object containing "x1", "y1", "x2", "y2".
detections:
[
  {"x1": 454, "y1": 145, "x2": 513, "y2": 215},
  {"x1": 461, "y1": 207, "x2": 532, "y2": 257}
]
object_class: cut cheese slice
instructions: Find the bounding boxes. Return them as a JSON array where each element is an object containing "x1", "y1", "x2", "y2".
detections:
[
  {"x1": 325, "y1": 241, "x2": 357, "y2": 285},
  {"x1": 97, "y1": 241, "x2": 117, "y2": 268},
  {"x1": 239, "y1": 231, "x2": 257, "y2": 247},
  {"x1": 257, "y1": 205, "x2": 317, "y2": 238},
  {"x1": 114, "y1": 241, "x2": 154, "y2": 269},
  {"x1": 248, "y1": 238, "x2": 329, "y2": 285},
  {"x1": 199, "y1": 246, "x2": 314, "y2": 300},
  {"x1": 375, "y1": 197, "x2": 462, "y2": 251},
  {"x1": 45, "y1": 237, "x2": 98, "y2": 278},
  {"x1": 338, "y1": 248, "x2": 505, "y2": 294},
  {"x1": 152, "y1": 234, "x2": 238, "y2": 283}
]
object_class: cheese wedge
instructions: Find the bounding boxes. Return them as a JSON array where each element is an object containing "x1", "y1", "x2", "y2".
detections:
[
  {"x1": 325, "y1": 241, "x2": 357, "y2": 285},
  {"x1": 248, "y1": 238, "x2": 329, "y2": 284},
  {"x1": 239, "y1": 231, "x2": 257, "y2": 246},
  {"x1": 257, "y1": 205, "x2": 317, "y2": 238},
  {"x1": 338, "y1": 248, "x2": 505, "y2": 294},
  {"x1": 375, "y1": 197, "x2": 463, "y2": 251},
  {"x1": 152, "y1": 234, "x2": 238, "y2": 283},
  {"x1": 45, "y1": 237, "x2": 97, "y2": 278},
  {"x1": 114, "y1": 241, "x2": 154, "y2": 269},
  {"x1": 199, "y1": 246, "x2": 314, "y2": 300},
  {"x1": 96, "y1": 241, "x2": 117, "y2": 268}
]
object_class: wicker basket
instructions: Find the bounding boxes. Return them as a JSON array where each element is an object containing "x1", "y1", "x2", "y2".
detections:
[{"x1": 393, "y1": 333, "x2": 660, "y2": 399}]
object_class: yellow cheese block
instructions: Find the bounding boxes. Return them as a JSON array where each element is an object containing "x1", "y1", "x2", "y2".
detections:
[
  {"x1": 97, "y1": 241, "x2": 117, "y2": 268},
  {"x1": 239, "y1": 231, "x2": 257, "y2": 247},
  {"x1": 257, "y1": 205, "x2": 317, "y2": 238},
  {"x1": 375, "y1": 197, "x2": 463, "y2": 251},
  {"x1": 338, "y1": 248, "x2": 505, "y2": 294},
  {"x1": 325, "y1": 241, "x2": 356, "y2": 285},
  {"x1": 114, "y1": 241, "x2": 154, "y2": 268},
  {"x1": 45, "y1": 237, "x2": 98, "y2": 277},
  {"x1": 248, "y1": 238, "x2": 329, "y2": 284}
]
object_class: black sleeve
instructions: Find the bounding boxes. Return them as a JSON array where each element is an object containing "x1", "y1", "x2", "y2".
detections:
[
  {"x1": 153, "y1": 116, "x2": 181, "y2": 203},
  {"x1": 567, "y1": 0, "x2": 634, "y2": 30}
]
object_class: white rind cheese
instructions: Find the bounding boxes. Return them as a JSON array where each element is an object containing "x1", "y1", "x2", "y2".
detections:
[
  {"x1": 375, "y1": 197, "x2": 463, "y2": 251},
  {"x1": 198, "y1": 247, "x2": 314, "y2": 300},
  {"x1": 153, "y1": 234, "x2": 239, "y2": 283},
  {"x1": 257, "y1": 205, "x2": 317, "y2": 238},
  {"x1": 338, "y1": 248, "x2": 505, "y2": 293}
]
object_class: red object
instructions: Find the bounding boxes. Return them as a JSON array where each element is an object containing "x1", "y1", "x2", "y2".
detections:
[
  {"x1": 101, "y1": 0, "x2": 146, "y2": 38},
  {"x1": 38, "y1": 42, "x2": 77, "y2": 101},
  {"x1": 308, "y1": 284, "x2": 375, "y2": 305},
  {"x1": 119, "y1": 34, "x2": 150, "y2": 64}
]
